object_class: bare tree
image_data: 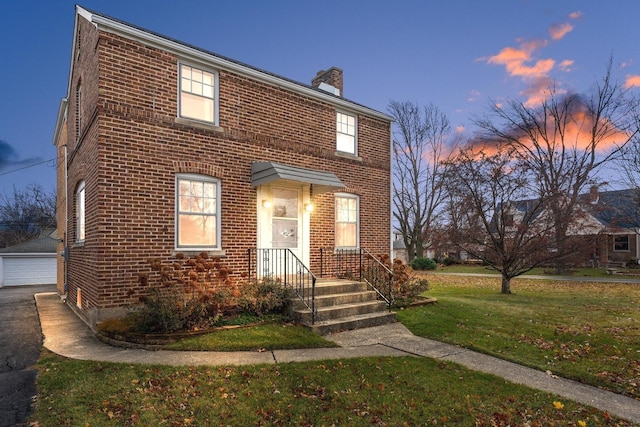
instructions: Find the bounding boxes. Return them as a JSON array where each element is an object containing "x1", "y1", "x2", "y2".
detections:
[
  {"x1": 389, "y1": 100, "x2": 457, "y2": 261},
  {"x1": 0, "y1": 184, "x2": 56, "y2": 248},
  {"x1": 447, "y1": 147, "x2": 572, "y2": 293},
  {"x1": 473, "y1": 62, "x2": 640, "y2": 271}
]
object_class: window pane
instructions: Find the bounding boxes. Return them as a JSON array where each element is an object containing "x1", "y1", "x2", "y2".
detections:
[
  {"x1": 181, "y1": 92, "x2": 214, "y2": 122},
  {"x1": 336, "y1": 133, "x2": 355, "y2": 153},
  {"x1": 181, "y1": 65, "x2": 191, "y2": 79},
  {"x1": 178, "y1": 214, "x2": 216, "y2": 246},
  {"x1": 202, "y1": 72, "x2": 213, "y2": 86},
  {"x1": 336, "y1": 223, "x2": 356, "y2": 247}
]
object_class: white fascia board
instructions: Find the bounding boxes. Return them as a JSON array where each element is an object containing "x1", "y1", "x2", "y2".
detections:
[{"x1": 82, "y1": 7, "x2": 392, "y2": 122}]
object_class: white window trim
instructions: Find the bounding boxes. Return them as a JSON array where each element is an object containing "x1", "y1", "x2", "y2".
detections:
[
  {"x1": 336, "y1": 111, "x2": 357, "y2": 155},
  {"x1": 76, "y1": 181, "x2": 85, "y2": 242},
  {"x1": 613, "y1": 235, "x2": 630, "y2": 252},
  {"x1": 178, "y1": 62, "x2": 219, "y2": 126},
  {"x1": 335, "y1": 193, "x2": 359, "y2": 249},
  {"x1": 175, "y1": 174, "x2": 221, "y2": 251}
]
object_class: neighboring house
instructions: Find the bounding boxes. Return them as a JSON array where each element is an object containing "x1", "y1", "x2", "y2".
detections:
[
  {"x1": 53, "y1": 6, "x2": 393, "y2": 327},
  {"x1": 490, "y1": 186, "x2": 640, "y2": 267},
  {"x1": 0, "y1": 230, "x2": 58, "y2": 287}
]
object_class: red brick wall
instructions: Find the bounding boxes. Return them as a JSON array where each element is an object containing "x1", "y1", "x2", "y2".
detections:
[{"x1": 61, "y1": 16, "x2": 390, "y2": 322}]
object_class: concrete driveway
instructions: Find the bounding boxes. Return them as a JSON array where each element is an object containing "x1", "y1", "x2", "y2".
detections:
[{"x1": 0, "y1": 284, "x2": 56, "y2": 427}]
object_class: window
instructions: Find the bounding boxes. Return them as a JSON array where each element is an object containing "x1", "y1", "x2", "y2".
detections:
[
  {"x1": 179, "y1": 64, "x2": 216, "y2": 123},
  {"x1": 613, "y1": 235, "x2": 629, "y2": 252},
  {"x1": 336, "y1": 111, "x2": 356, "y2": 154},
  {"x1": 176, "y1": 175, "x2": 220, "y2": 249},
  {"x1": 335, "y1": 194, "x2": 359, "y2": 248},
  {"x1": 76, "y1": 181, "x2": 85, "y2": 242}
]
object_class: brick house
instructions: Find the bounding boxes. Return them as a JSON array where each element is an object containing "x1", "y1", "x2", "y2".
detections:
[{"x1": 53, "y1": 6, "x2": 393, "y2": 327}]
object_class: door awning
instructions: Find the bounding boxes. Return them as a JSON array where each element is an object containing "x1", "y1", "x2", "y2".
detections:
[{"x1": 251, "y1": 161, "x2": 346, "y2": 194}]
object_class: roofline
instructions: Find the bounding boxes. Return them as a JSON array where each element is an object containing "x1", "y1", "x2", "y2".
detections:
[{"x1": 66, "y1": 6, "x2": 393, "y2": 123}]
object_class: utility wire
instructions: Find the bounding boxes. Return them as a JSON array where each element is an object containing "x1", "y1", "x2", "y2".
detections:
[{"x1": 0, "y1": 157, "x2": 58, "y2": 177}]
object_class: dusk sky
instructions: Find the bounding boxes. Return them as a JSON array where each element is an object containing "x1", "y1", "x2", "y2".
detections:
[{"x1": 1, "y1": 1, "x2": 639, "y2": 196}]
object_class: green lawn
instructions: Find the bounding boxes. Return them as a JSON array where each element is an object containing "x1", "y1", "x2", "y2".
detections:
[
  {"x1": 399, "y1": 273, "x2": 640, "y2": 399},
  {"x1": 35, "y1": 349, "x2": 632, "y2": 426},
  {"x1": 31, "y1": 273, "x2": 640, "y2": 426},
  {"x1": 435, "y1": 263, "x2": 621, "y2": 277}
]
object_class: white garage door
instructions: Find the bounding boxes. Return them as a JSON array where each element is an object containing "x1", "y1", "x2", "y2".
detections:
[{"x1": 2, "y1": 256, "x2": 57, "y2": 286}]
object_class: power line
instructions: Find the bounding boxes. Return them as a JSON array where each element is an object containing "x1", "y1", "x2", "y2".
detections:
[{"x1": 0, "y1": 157, "x2": 58, "y2": 177}]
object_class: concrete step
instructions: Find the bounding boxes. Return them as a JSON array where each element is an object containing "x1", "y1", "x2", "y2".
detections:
[
  {"x1": 294, "y1": 300, "x2": 389, "y2": 324},
  {"x1": 311, "y1": 311, "x2": 397, "y2": 335},
  {"x1": 290, "y1": 291, "x2": 379, "y2": 310},
  {"x1": 312, "y1": 279, "x2": 369, "y2": 296}
]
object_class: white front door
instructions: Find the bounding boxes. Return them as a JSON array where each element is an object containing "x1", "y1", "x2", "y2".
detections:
[{"x1": 257, "y1": 184, "x2": 310, "y2": 275}]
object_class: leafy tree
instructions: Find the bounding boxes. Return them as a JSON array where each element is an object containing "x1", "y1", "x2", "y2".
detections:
[
  {"x1": 389, "y1": 100, "x2": 458, "y2": 261},
  {"x1": 473, "y1": 61, "x2": 640, "y2": 272},
  {"x1": 0, "y1": 184, "x2": 56, "y2": 248}
]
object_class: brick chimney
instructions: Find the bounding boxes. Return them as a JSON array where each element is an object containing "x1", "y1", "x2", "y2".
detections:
[{"x1": 311, "y1": 67, "x2": 343, "y2": 96}]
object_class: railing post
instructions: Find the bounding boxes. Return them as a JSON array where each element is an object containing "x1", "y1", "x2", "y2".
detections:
[
  {"x1": 320, "y1": 248, "x2": 323, "y2": 278},
  {"x1": 359, "y1": 248, "x2": 363, "y2": 282}
]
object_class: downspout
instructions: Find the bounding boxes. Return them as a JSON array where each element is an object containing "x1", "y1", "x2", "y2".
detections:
[
  {"x1": 389, "y1": 122, "x2": 394, "y2": 259},
  {"x1": 64, "y1": 143, "x2": 69, "y2": 295}
]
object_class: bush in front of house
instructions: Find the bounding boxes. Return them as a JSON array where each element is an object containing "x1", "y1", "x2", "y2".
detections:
[
  {"x1": 128, "y1": 253, "x2": 293, "y2": 334},
  {"x1": 238, "y1": 276, "x2": 293, "y2": 317},
  {"x1": 410, "y1": 257, "x2": 437, "y2": 270}
]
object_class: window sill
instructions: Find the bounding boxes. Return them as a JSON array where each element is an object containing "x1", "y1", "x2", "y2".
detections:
[
  {"x1": 334, "y1": 151, "x2": 362, "y2": 162},
  {"x1": 174, "y1": 249, "x2": 226, "y2": 258},
  {"x1": 72, "y1": 241, "x2": 85, "y2": 248},
  {"x1": 175, "y1": 117, "x2": 223, "y2": 133}
]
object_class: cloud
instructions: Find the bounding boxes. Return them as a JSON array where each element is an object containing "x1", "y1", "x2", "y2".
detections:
[
  {"x1": 623, "y1": 75, "x2": 640, "y2": 89},
  {"x1": 484, "y1": 11, "x2": 582, "y2": 108},
  {"x1": 549, "y1": 22, "x2": 573, "y2": 40},
  {"x1": 0, "y1": 140, "x2": 41, "y2": 171}
]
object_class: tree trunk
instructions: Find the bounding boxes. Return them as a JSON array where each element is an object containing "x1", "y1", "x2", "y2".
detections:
[{"x1": 501, "y1": 274, "x2": 512, "y2": 294}]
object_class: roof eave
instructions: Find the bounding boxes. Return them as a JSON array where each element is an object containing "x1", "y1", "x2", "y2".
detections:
[{"x1": 79, "y1": 6, "x2": 393, "y2": 122}]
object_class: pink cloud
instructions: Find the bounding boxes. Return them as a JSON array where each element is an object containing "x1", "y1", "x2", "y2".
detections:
[
  {"x1": 549, "y1": 22, "x2": 573, "y2": 40},
  {"x1": 569, "y1": 11, "x2": 582, "y2": 20},
  {"x1": 623, "y1": 75, "x2": 640, "y2": 88},
  {"x1": 558, "y1": 60, "x2": 574, "y2": 72}
]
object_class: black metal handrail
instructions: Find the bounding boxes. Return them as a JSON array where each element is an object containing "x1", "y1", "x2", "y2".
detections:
[
  {"x1": 319, "y1": 247, "x2": 394, "y2": 307},
  {"x1": 248, "y1": 248, "x2": 316, "y2": 323}
]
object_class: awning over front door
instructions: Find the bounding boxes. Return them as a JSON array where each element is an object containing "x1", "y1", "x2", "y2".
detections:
[{"x1": 251, "y1": 161, "x2": 346, "y2": 194}]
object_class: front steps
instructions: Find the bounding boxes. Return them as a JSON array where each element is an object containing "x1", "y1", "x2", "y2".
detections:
[{"x1": 289, "y1": 278, "x2": 396, "y2": 335}]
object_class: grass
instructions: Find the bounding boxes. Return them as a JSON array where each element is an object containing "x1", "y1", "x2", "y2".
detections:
[
  {"x1": 163, "y1": 322, "x2": 338, "y2": 351},
  {"x1": 398, "y1": 273, "x2": 640, "y2": 399},
  {"x1": 32, "y1": 274, "x2": 640, "y2": 425},
  {"x1": 436, "y1": 264, "x2": 633, "y2": 277},
  {"x1": 35, "y1": 349, "x2": 633, "y2": 426}
]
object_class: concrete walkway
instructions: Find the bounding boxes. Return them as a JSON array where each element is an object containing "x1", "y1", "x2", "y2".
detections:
[{"x1": 35, "y1": 292, "x2": 640, "y2": 424}]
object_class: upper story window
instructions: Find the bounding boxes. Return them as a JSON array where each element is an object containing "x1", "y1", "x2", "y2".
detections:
[
  {"x1": 335, "y1": 193, "x2": 359, "y2": 248},
  {"x1": 176, "y1": 174, "x2": 220, "y2": 250},
  {"x1": 613, "y1": 235, "x2": 629, "y2": 252},
  {"x1": 336, "y1": 111, "x2": 356, "y2": 154},
  {"x1": 179, "y1": 64, "x2": 216, "y2": 124},
  {"x1": 76, "y1": 181, "x2": 85, "y2": 242}
]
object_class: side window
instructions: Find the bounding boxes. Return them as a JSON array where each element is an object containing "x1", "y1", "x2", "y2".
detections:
[
  {"x1": 335, "y1": 194, "x2": 359, "y2": 248},
  {"x1": 76, "y1": 181, "x2": 85, "y2": 242},
  {"x1": 176, "y1": 175, "x2": 220, "y2": 249},
  {"x1": 336, "y1": 111, "x2": 356, "y2": 154},
  {"x1": 613, "y1": 235, "x2": 629, "y2": 252},
  {"x1": 179, "y1": 64, "x2": 216, "y2": 124}
]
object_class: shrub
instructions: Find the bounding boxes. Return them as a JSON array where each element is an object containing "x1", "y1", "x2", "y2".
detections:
[
  {"x1": 238, "y1": 276, "x2": 293, "y2": 316},
  {"x1": 392, "y1": 276, "x2": 430, "y2": 308},
  {"x1": 443, "y1": 257, "x2": 455, "y2": 266},
  {"x1": 410, "y1": 257, "x2": 437, "y2": 270}
]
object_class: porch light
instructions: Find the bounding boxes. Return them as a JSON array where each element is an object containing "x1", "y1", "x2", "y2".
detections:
[
  {"x1": 305, "y1": 203, "x2": 314, "y2": 212},
  {"x1": 262, "y1": 199, "x2": 272, "y2": 209}
]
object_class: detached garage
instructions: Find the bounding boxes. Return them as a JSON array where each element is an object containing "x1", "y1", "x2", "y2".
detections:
[{"x1": 0, "y1": 232, "x2": 58, "y2": 287}]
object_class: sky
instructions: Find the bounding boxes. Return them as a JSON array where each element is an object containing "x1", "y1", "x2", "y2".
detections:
[{"x1": 1, "y1": 0, "x2": 639, "y2": 196}]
